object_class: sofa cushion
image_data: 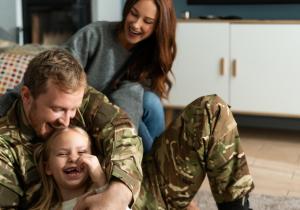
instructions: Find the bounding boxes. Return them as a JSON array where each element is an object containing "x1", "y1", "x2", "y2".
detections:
[
  {"x1": 0, "y1": 53, "x2": 34, "y2": 95},
  {"x1": 0, "y1": 44, "x2": 53, "y2": 95}
]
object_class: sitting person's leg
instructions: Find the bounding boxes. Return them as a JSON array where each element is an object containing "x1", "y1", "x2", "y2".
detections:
[
  {"x1": 137, "y1": 95, "x2": 254, "y2": 210},
  {"x1": 138, "y1": 91, "x2": 165, "y2": 153}
]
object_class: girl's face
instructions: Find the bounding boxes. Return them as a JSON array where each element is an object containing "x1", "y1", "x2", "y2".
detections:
[
  {"x1": 122, "y1": 0, "x2": 158, "y2": 48},
  {"x1": 45, "y1": 129, "x2": 91, "y2": 192}
]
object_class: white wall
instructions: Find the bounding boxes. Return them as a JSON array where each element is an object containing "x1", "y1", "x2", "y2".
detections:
[
  {"x1": 0, "y1": 0, "x2": 22, "y2": 43},
  {"x1": 92, "y1": 0, "x2": 125, "y2": 21}
]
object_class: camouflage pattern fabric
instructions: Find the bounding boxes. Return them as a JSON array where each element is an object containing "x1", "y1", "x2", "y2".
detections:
[
  {"x1": 134, "y1": 95, "x2": 254, "y2": 210},
  {"x1": 0, "y1": 86, "x2": 143, "y2": 209},
  {"x1": 0, "y1": 88, "x2": 253, "y2": 209},
  {"x1": 0, "y1": 100, "x2": 40, "y2": 209},
  {"x1": 73, "y1": 87, "x2": 143, "y2": 203}
]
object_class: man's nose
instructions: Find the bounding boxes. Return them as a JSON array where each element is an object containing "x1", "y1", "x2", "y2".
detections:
[{"x1": 58, "y1": 110, "x2": 74, "y2": 127}]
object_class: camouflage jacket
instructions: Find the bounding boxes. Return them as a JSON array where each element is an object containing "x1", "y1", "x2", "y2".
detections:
[{"x1": 0, "y1": 86, "x2": 143, "y2": 209}]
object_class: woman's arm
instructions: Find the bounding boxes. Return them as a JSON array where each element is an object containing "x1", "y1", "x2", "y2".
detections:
[
  {"x1": 62, "y1": 22, "x2": 103, "y2": 69},
  {"x1": 109, "y1": 81, "x2": 144, "y2": 129}
]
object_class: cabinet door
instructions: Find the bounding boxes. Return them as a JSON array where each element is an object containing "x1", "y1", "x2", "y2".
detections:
[
  {"x1": 167, "y1": 22, "x2": 230, "y2": 107},
  {"x1": 230, "y1": 24, "x2": 300, "y2": 116}
]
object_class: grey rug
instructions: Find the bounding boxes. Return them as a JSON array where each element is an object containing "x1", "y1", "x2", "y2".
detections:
[{"x1": 194, "y1": 190, "x2": 300, "y2": 210}]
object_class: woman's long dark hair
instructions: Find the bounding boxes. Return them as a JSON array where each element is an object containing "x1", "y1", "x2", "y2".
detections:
[{"x1": 120, "y1": 0, "x2": 177, "y2": 99}]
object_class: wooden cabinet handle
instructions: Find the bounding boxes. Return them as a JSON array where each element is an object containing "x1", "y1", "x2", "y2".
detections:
[
  {"x1": 219, "y1": 57, "x2": 225, "y2": 76},
  {"x1": 232, "y1": 59, "x2": 237, "y2": 77}
]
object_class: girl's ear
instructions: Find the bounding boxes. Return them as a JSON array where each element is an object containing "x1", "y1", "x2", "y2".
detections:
[{"x1": 44, "y1": 162, "x2": 52, "y2": 175}]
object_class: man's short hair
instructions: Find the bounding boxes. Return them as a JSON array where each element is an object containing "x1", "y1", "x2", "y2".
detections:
[{"x1": 23, "y1": 48, "x2": 86, "y2": 98}]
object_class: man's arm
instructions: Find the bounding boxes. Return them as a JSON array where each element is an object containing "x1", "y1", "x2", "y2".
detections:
[
  {"x1": 0, "y1": 138, "x2": 22, "y2": 208},
  {"x1": 74, "y1": 180, "x2": 132, "y2": 210},
  {"x1": 75, "y1": 87, "x2": 143, "y2": 208},
  {"x1": 0, "y1": 187, "x2": 20, "y2": 209}
]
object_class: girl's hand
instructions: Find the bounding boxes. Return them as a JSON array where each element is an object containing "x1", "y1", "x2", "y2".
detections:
[{"x1": 77, "y1": 154, "x2": 106, "y2": 187}]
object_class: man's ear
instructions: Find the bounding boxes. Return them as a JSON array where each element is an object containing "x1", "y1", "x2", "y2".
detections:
[{"x1": 21, "y1": 86, "x2": 32, "y2": 107}]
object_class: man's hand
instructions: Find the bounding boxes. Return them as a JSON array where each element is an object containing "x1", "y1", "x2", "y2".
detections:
[{"x1": 74, "y1": 180, "x2": 132, "y2": 210}]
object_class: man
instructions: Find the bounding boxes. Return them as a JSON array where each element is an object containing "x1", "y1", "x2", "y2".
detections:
[
  {"x1": 0, "y1": 49, "x2": 139, "y2": 210},
  {"x1": 0, "y1": 49, "x2": 254, "y2": 210}
]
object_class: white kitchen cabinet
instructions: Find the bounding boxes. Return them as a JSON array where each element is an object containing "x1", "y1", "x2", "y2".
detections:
[
  {"x1": 230, "y1": 23, "x2": 300, "y2": 116},
  {"x1": 167, "y1": 21, "x2": 300, "y2": 117},
  {"x1": 167, "y1": 22, "x2": 230, "y2": 106}
]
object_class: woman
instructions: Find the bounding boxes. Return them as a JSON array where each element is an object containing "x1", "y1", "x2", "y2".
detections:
[{"x1": 63, "y1": 0, "x2": 177, "y2": 153}]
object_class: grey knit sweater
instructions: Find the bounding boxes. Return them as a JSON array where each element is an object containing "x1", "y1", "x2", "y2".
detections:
[
  {"x1": 63, "y1": 21, "x2": 144, "y2": 128},
  {"x1": 0, "y1": 21, "x2": 144, "y2": 128},
  {"x1": 64, "y1": 21, "x2": 130, "y2": 91}
]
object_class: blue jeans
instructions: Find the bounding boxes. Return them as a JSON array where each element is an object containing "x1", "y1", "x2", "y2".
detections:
[{"x1": 138, "y1": 91, "x2": 165, "y2": 154}]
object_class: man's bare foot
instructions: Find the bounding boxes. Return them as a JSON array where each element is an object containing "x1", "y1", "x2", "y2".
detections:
[{"x1": 187, "y1": 200, "x2": 200, "y2": 210}]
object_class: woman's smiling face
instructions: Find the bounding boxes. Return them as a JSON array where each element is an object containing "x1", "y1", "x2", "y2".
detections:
[{"x1": 122, "y1": 0, "x2": 158, "y2": 48}]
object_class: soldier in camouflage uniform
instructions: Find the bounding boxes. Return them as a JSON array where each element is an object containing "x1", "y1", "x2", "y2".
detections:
[
  {"x1": 0, "y1": 49, "x2": 142, "y2": 210},
  {"x1": 0, "y1": 49, "x2": 254, "y2": 210}
]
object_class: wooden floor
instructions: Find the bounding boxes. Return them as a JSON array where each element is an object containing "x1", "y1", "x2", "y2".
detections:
[{"x1": 200, "y1": 127, "x2": 300, "y2": 197}]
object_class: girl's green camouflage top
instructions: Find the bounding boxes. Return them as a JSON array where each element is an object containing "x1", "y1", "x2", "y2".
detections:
[{"x1": 0, "y1": 87, "x2": 143, "y2": 209}]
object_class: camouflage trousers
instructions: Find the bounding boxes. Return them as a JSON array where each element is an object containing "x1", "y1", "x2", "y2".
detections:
[{"x1": 133, "y1": 95, "x2": 254, "y2": 210}]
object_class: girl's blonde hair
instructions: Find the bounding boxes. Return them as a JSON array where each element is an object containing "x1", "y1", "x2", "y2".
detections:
[{"x1": 30, "y1": 126, "x2": 91, "y2": 210}]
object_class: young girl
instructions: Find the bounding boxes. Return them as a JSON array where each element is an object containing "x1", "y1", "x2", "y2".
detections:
[{"x1": 31, "y1": 126, "x2": 108, "y2": 210}]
